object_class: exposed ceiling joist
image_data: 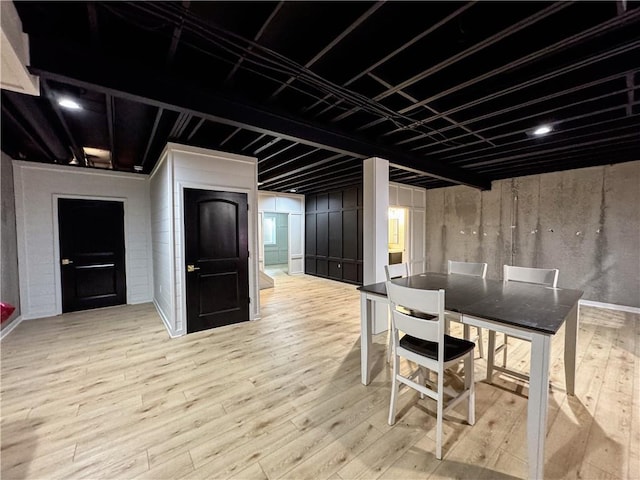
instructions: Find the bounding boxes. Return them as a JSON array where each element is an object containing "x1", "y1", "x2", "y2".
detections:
[
  {"x1": 269, "y1": 2, "x2": 384, "y2": 100},
  {"x1": 332, "y1": 1, "x2": 572, "y2": 123},
  {"x1": 306, "y1": 1, "x2": 475, "y2": 116},
  {"x1": 28, "y1": 37, "x2": 490, "y2": 190},
  {"x1": 105, "y1": 93, "x2": 117, "y2": 169},
  {"x1": 224, "y1": 1, "x2": 284, "y2": 85},
  {"x1": 1, "y1": 100, "x2": 54, "y2": 160},
  {"x1": 166, "y1": 1, "x2": 190, "y2": 67},
  {"x1": 40, "y1": 79, "x2": 86, "y2": 166}
]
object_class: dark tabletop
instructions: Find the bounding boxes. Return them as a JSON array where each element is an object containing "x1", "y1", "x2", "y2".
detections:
[{"x1": 358, "y1": 272, "x2": 583, "y2": 335}]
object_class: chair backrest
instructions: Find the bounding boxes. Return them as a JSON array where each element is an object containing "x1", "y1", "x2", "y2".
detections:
[
  {"x1": 503, "y1": 265, "x2": 559, "y2": 287},
  {"x1": 447, "y1": 260, "x2": 488, "y2": 278},
  {"x1": 386, "y1": 281, "x2": 444, "y2": 344},
  {"x1": 385, "y1": 263, "x2": 410, "y2": 281}
]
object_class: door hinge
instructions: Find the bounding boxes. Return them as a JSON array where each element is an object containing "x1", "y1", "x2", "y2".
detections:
[{"x1": 248, "y1": 297, "x2": 251, "y2": 304}]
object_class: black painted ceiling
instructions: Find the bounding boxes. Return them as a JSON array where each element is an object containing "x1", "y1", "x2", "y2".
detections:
[{"x1": 2, "y1": 1, "x2": 638, "y2": 194}]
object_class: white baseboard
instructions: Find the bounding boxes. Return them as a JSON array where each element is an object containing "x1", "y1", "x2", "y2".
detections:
[
  {"x1": 152, "y1": 299, "x2": 182, "y2": 338},
  {"x1": 130, "y1": 297, "x2": 154, "y2": 305},
  {"x1": 579, "y1": 299, "x2": 640, "y2": 314},
  {"x1": 1, "y1": 315, "x2": 23, "y2": 340}
]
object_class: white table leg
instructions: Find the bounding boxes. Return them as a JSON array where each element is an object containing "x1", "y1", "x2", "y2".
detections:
[
  {"x1": 361, "y1": 293, "x2": 372, "y2": 385},
  {"x1": 563, "y1": 302, "x2": 579, "y2": 396},
  {"x1": 527, "y1": 333, "x2": 551, "y2": 480},
  {"x1": 486, "y1": 330, "x2": 496, "y2": 382}
]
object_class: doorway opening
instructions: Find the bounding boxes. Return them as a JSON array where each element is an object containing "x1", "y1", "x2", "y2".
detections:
[
  {"x1": 388, "y1": 207, "x2": 408, "y2": 265},
  {"x1": 184, "y1": 188, "x2": 250, "y2": 333},
  {"x1": 263, "y1": 212, "x2": 289, "y2": 275},
  {"x1": 58, "y1": 198, "x2": 126, "y2": 313}
]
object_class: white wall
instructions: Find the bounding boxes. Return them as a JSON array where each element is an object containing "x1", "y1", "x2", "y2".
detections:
[
  {"x1": 149, "y1": 150, "x2": 175, "y2": 334},
  {"x1": 258, "y1": 191, "x2": 305, "y2": 274},
  {"x1": 389, "y1": 182, "x2": 426, "y2": 274},
  {"x1": 1, "y1": 152, "x2": 21, "y2": 335},
  {"x1": 150, "y1": 143, "x2": 259, "y2": 336},
  {"x1": 13, "y1": 161, "x2": 153, "y2": 319},
  {"x1": 363, "y1": 157, "x2": 390, "y2": 334}
]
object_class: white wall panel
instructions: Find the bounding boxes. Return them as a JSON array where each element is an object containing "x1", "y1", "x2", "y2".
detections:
[
  {"x1": 275, "y1": 195, "x2": 303, "y2": 213},
  {"x1": 397, "y1": 185, "x2": 413, "y2": 206},
  {"x1": 410, "y1": 210, "x2": 426, "y2": 274},
  {"x1": 289, "y1": 213, "x2": 304, "y2": 274},
  {"x1": 290, "y1": 214, "x2": 303, "y2": 255},
  {"x1": 258, "y1": 195, "x2": 276, "y2": 212},
  {"x1": 388, "y1": 184, "x2": 398, "y2": 206}
]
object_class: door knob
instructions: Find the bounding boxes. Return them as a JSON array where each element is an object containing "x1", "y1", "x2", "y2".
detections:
[
  {"x1": 187, "y1": 264, "x2": 201, "y2": 272},
  {"x1": 61, "y1": 258, "x2": 73, "y2": 265}
]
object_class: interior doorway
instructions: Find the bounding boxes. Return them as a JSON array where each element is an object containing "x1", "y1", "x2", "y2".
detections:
[
  {"x1": 388, "y1": 207, "x2": 408, "y2": 266},
  {"x1": 183, "y1": 188, "x2": 250, "y2": 333},
  {"x1": 263, "y1": 212, "x2": 289, "y2": 274},
  {"x1": 58, "y1": 198, "x2": 126, "y2": 312}
]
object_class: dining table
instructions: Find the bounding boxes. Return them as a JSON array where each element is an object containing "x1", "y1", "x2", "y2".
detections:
[{"x1": 358, "y1": 272, "x2": 583, "y2": 480}]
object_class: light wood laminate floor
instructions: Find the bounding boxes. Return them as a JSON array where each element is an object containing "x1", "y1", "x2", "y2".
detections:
[{"x1": 2, "y1": 272, "x2": 638, "y2": 479}]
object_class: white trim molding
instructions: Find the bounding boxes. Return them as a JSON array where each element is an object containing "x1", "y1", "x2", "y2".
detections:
[
  {"x1": 153, "y1": 299, "x2": 180, "y2": 338},
  {"x1": 578, "y1": 299, "x2": 640, "y2": 315},
  {"x1": 1, "y1": 316, "x2": 23, "y2": 340}
]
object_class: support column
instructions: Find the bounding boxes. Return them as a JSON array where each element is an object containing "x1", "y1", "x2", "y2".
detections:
[{"x1": 363, "y1": 157, "x2": 389, "y2": 334}]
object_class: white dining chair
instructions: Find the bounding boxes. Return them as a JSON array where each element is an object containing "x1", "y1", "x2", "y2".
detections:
[
  {"x1": 488, "y1": 265, "x2": 559, "y2": 382},
  {"x1": 386, "y1": 281, "x2": 475, "y2": 460},
  {"x1": 447, "y1": 260, "x2": 487, "y2": 358},
  {"x1": 385, "y1": 263, "x2": 409, "y2": 281},
  {"x1": 384, "y1": 263, "x2": 410, "y2": 363}
]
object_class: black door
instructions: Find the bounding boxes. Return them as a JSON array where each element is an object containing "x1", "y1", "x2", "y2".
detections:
[
  {"x1": 184, "y1": 188, "x2": 250, "y2": 333},
  {"x1": 58, "y1": 198, "x2": 126, "y2": 312}
]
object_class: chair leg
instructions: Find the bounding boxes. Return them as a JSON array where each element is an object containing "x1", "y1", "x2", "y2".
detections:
[
  {"x1": 386, "y1": 316, "x2": 393, "y2": 364},
  {"x1": 502, "y1": 334, "x2": 508, "y2": 367},
  {"x1": 436, "y1": 370, "x2": 444, "y2": 460},
  {"x1": 464, "y1": 352, "x2": 475, "y2": 426},
  {"x1": 418, "y1": 366, "x2": 426, "y2": 399},
  {"x1": 487, "y1": 330, "x2": 496, "y2": 382},
  {"x1": 388, "y1": 355, "x2": 400, "y2": 425},
  {"x1": 476, "y1": 327, "x2": 484, "y2": 359}
]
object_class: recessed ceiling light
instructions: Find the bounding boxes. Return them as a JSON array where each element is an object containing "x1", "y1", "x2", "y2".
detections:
[
  {"x1": 58, "y1": 97, "x2": 82, "y2": 110},
  {"x1": 289, "y1": 188, "x2": 297, "y2": 193},
  {"x1": 533, "y1": 125, "x2": 552, "y2": 136},
  {"x1": 134, "y1": 165, "x2": 143, "y2": 172}
]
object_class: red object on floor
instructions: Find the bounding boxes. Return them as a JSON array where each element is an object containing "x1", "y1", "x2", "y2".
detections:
[{"x1": 1, "y1": 302, "x2": 16, "y2": 323}]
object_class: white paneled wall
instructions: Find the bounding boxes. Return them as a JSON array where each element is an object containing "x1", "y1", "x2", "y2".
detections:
[
  {"x1": 13, "y1": 161, "x2": 153, "y2": 319},
  {"x1": 389, "y1": 182, "x2": 427, "y2": 274},
  {"x1": 149, "y1": 153, "x2": 174, "y2": 334},
  {"x1": 150, "y1": 143, "x2": 259, "y2": 337},
  {"x1": 257, "y1": 191, "x2": 305, "y2": 274}
]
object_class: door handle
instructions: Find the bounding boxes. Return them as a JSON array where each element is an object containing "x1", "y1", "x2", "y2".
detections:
[
  {"x1": 61, "y1": 258, "x2": 73, "y2": 265},
  {"x1": 187, "y1": 264, "x2": 201, "y2": 273}
]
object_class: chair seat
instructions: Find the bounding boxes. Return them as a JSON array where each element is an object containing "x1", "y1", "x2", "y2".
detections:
[{"x1": 400, "y1": 334, "x2": 475, "y2": 362}]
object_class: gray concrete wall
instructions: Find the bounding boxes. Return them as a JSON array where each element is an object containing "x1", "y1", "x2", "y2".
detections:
[
  {"x1": 1, "y1": 152, "x2": 21, "y2": 328},
  {"x1": 425, "y1": 161, "x2": 640, "y2": 307}
]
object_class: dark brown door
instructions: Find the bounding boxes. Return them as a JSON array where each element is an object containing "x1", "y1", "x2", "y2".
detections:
[
  {"x1": 184, "y1": 188, "x2": 249, "y2": 333},
  {"x1": 58, "y1": 198, "x2": 126, "y2": 312}
]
